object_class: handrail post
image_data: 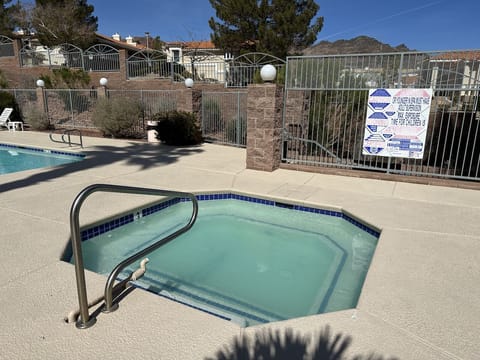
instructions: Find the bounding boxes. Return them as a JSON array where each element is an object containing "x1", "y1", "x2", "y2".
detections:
[
  {"x1": 70, "y1": 186, "x2": 97, "y2": 329},
  {"x1": 49, "y1": 129, "x2": 83, "y2": 148},
  {"x1": 69, "y1": 184, "x2": 198, "y2": 329}
]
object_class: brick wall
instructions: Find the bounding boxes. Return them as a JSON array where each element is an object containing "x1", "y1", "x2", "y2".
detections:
[
  {"x1": 246, "y1": 84, "x2": 284, "y2": 171},
  {"x1": 0, "y1": 46, "x2": 230, "y2": 91}
]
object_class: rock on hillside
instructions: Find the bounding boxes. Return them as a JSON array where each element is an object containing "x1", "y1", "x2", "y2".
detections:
[{"x1": 303, "y1": 35, "x2": 412, "y2": 55}]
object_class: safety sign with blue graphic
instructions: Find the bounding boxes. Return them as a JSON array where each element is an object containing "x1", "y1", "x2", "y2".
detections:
[{"x1": 362, "y1": 88, "x2": 433, "y2": 159}]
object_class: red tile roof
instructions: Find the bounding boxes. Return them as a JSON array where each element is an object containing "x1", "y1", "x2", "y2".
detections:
[
  {"x1": 166, "y1": 40, "x2": 217, "y2": 50},
  {"x1": 431, "y1": 51, "x2": 480, "y2": 61},
  {"x1": 96, "y1": 33, "x2": 145, "y2": 51}
]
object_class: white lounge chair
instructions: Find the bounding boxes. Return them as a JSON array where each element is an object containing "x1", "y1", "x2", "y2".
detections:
[{"x1": 0, "y1": 108, "x2": 23, "y2": 131}]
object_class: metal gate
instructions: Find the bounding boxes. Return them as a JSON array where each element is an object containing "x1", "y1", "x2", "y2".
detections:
[
  {"x1": 201, "y1": 91, "x2": 247, "y2": 147},
  {"x1": 283, "y1": 51, "x2": 480, "y2": 181}
]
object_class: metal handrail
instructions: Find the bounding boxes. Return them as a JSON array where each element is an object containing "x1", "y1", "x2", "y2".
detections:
[
  {"x1": 49, "y1": 128, "x2": 83, "y2": 147},
  {"x1": 69, "y1": 184, "x2": 199, "y2": 329}
]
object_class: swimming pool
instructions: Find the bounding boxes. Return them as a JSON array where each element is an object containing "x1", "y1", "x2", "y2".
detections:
[
  {"x1": 68, "y1": 193, "x2": 380, "y2": 326},
  {"x1": 0, "y1": 143, "x2": 85, "y2": 175}
]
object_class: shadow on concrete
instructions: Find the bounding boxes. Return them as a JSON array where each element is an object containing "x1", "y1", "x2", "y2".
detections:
[
  {"x1": 0, "y1": 142, "x2": 204, "y2": 193},
  {"x1": 206, "y1": 326, "x2": 398, "y2": 360}
]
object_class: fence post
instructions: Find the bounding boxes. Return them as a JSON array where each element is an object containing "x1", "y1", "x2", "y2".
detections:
[{"x1": 246, "y1": 83, "x2": 284, "y2": 171}]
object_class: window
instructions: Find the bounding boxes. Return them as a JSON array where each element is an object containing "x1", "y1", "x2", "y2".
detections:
[{"x1": 171, "y1": 48, "x2": 181, "y2": 63}]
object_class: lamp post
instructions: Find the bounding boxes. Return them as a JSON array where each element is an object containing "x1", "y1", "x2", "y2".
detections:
[
  {"x1": 98, "y1": 77, "x2": 108, "y2": 98},
  {"x1": 145, "y1": 31, "x2": 150, "y2": 50},
  {"x1": 36, "y1": 79, "x2": 48, "y2": 114}
]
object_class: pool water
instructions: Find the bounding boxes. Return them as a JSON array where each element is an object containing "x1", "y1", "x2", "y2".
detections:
[
  {"x1": 0, "y1": 144, "x2": 84, "y2": 174},
  {"x1": 74, "y1": 196, "x2": 379, "y2": 326}
]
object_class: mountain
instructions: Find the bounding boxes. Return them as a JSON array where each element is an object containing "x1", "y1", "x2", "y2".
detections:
[{"x1": 303, "y1": 36, "x2": 412, "y2": 55}]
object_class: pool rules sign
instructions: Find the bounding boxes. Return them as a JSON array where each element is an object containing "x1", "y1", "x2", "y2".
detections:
[{"x1": 362, "y1": 88, "x2": 433, "y2": 159}]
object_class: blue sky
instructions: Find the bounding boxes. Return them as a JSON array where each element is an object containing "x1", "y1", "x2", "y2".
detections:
[{"x1": 88, "y1": 0, "x2": 480, "y2": 51}]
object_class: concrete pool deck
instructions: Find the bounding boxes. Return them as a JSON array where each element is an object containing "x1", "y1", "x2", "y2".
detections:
[{"x1": 0, "y1": 131, "x2": 479, "y2": 359}]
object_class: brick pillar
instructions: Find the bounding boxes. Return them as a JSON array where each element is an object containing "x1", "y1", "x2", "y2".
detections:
[
  {"x1": 191, "y1": 89, "x2": 202, "y2": 126},
  {"x1": 177, "y1": 88, "x2": 202, "y2": 125},
  {"x1": 178, "y1": 88, "x2": 193, "y2": 113},
  {"x1": 246, "y1": 83, "x2": 284, "y2": 171},
  {"x1": 118, "y1": 49, "x2": 127, "y2": 81},
  {"x1": 36, "y1": 86, "x2": 47, "y2": 112},
  {"x1": 97, "y1": 85, "x2": 107, "y2": 98},
  {"x1": 13, "y1": 38, "x2": 22, "y2": 67}
]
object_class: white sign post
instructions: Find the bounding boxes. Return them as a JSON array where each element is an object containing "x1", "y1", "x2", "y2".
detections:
[{"x1": 362, "y1": 88, "x2": 433, "y2": 159}]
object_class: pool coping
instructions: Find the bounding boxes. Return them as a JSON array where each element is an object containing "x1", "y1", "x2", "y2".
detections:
[{"x1": 0, "y1": 142, "x2": 86, "y2": 158}]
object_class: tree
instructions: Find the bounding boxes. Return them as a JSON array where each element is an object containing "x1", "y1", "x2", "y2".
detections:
[
  {"x1": 149, "y1": 35, "x2": 164, "y2": 51},
  {"x1": 208, "y1": 0, "x2": 323, "y2": 58},
  {"x1": 32, "y1": 0, "x2": 98, "y2": 48},
  {"x1": 0, "y1": 0, "x2": 21, "y2": 35}
]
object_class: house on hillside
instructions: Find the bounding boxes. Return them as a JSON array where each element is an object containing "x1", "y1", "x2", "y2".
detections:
[
  {"x1": 429, "y1": 51, "x2": 480, "y2": 105},
  {"x1": 1, "y1": 31, "x2": 273, "y2": 86},
  {"x1": 165, "y1": 40, "x2": 227, "y2": 82},
  {"x1": 14, "y1": 32, "x2": 147, "y2": 70}
]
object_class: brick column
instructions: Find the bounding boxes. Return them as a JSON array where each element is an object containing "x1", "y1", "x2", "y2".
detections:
[
  {"x1": 118, "y1": 49, "x2": 127, "y2": 81},
  {"x1": 36, "y1": 86, "x2": 47, "y2": 112},
  {"x1": 97, "y1": 85, "x2": 107, "y2": 98},
  {"x1": 13, "y1": 38, "x2": 22, "y2": 67},
  {"x1": 246, "y1": 83, "x2": 284, "y2": 171},
  {"x1": 177, "y1": 88, "x2": 202, "y2": 125}
]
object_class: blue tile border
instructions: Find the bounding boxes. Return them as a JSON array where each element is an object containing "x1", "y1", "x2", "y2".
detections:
[
  {"x1": 0, "y1": 143, "x2": 85, "y2": 159},
  {"x1": 80, "y1": 192, "x2": 381, "y2": 242},
  {"x1": 81, "y1": 214, "x2": 134, "y2": 241}
]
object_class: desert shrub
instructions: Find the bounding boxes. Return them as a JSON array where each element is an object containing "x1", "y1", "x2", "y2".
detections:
[
  {"x1": 21, "y1": 103, "x2": 51, "y2": 130},
  {"x1": 92, "y1": 97, "x2": 144, "y2": 138},
  {"x1": 253, "y1": 69, "x2": 263, "y2": 84},
  {"x1": 153, "y1": 110, "x2": 202, "y2": 145},
  {"x1": 0, "y1": 91, "x2": 22, "y2": 123},
  {"x1": 276, "y1": 66, "x2": 286, "y2": 85},
  {"x1": 39, "y1": 68, "x2": 90, "y2": 89},
  {"x1": 40, "y1": 69, "x2": 91, "y2": 113},
  {"x1": 226, "y1": 115, "x2": 247, "y2": 145},
  {"x1": 202, "y1": 98, "x2": 223, "y2": 133}
]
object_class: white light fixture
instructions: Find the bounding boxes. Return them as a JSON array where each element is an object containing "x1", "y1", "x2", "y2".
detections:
[
  {"x1": 36, "y1": 79, "x2": 45, "y2": 87},
  {"x1": 185, "y1": 78, "x2": 194, "y2": 88},
  {"x1": 260, "y1": 64, "x2": 277, "y2": 82},
  {"x1": 99, "y1": 77, "x2": 108, "y2": 86}
]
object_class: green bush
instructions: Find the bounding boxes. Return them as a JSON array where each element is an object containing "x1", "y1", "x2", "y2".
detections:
[
  {"x1": 92, "y1": 97, "x2": 144, "y2": 138},
  {"x1": 153, "y1": 110, "x2": 202, "y2": 145},
  {"x1": 202, "y1": 98, "x2": 223, "y2": 133},
  {"x1": 276, "y1": 66, "x2": 286, "y2": 85},
  {"x1": 0, "y1": 91, "x2": 22, "y2": 123},
  {"x1": 21, "y1": 103, "x2": 51, "y2": 130},
  {"x1": 253, "y1": 69, "x2": 263, "y2": 84},
  {"x1": 226, "y1": 115, "x2": 247, "y2": 145}
]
